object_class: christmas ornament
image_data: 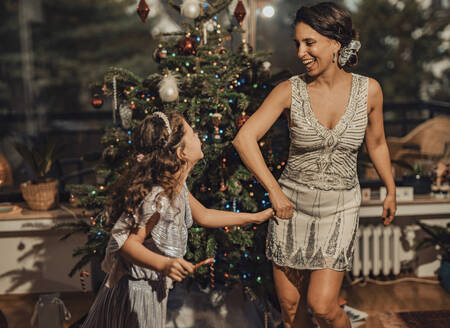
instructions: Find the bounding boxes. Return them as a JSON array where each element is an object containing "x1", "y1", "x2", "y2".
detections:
[
  {"x1": 204, "y1": 19, "x2": 217, "y2": 32},
  {"x1": 214, "y1": 124, "x2": 221, "y2": 141},
  {"x1": 68, "y1": 193, "x2": 79, "y2": 207},
  {"x1": 262, "y1": 61, "x2": 272, "y2": 71},
  {"x1": 130, "y1": 101, "x2": 136, "y2": 110},
  {"x1": 153, "y1": 47, "x2": 168, "y2": 63},
  {"x1": 220, "y1": 179, "x2": 227, "y2": 191},
  {"x1": 158, "y1": 71, "x2": 179, "y2": 102},
  {"x1": 203, "y1": 19, "x2": 217, "y2": 44},
  {"x1": 119, "y1": 104, "x2": 133, "y2": 129},
  {"x1": 181, "y1": 0, "x2": 201, "y2": 20},
  {"x1": 211, "y1": 112, "x2": 222, "y2": 125},
  {"x1": 112, "y1": 76, "x2": 118, "y2": 124},
  {"x1": 79, "y1": 270, "x2": 90, "y2": 292},
  {"x1": 234, "y1": 0, "x2": 246, "y2": 26},
  {"x1": 178, "y1": 36, "x2": 198, "y2": 55},
  {"x1": 236, "y1": 111, "x2": 249, "y2": 128},
  {"x1": 91, "y1": 94, "x2": 103, "y2": 109},
  {"x1": 137, "y1": 0, "x2": 150, "y2": 23}
]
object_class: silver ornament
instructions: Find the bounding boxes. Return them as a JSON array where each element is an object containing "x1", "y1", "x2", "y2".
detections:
[
  {"x1": 119, "y1": 104, "x2": 132, "y2": 129},
  {"x1": 262, "y1": 61, "x2": 272, "y2": 71},
  {"x1": 181, "y1": 0, "x2": 201, "y2": 19},
  {"x1": 204, "y1": 19, "x2": 217, "y2": 32},
  {"x1": 158, "y1": 71, "x2": 179, "y2": 102}
]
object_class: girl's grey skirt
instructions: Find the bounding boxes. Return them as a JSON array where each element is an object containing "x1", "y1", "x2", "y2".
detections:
[{"x1": 82, "y1": 275, "x2": 169, "y2": 328}]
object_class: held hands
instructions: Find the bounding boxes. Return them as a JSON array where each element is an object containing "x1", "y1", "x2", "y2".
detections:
[
  {"x1": 269, "y1": 188, "x2": 294, "y2": 221},
  {"x1": 251, "y1": 208, "x2": 275, "y2": 224},
  {"x1": 382, "y1": 193, "x2": 397, "y2": 226}
]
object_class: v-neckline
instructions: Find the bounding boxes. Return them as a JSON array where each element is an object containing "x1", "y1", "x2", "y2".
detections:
[{"x1": 303, "y1": 73, "x2": 355, "y2": 133}]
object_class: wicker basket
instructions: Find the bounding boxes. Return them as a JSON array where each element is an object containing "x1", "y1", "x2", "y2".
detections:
[{"x1": 20, "y1": 179, "x2": 59, "y2": 210}]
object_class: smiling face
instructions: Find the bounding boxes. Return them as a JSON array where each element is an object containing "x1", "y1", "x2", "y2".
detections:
[
  {"x1": 294, "y1": 22, "x2": 340, "y2": 77},
  {"x1": 177, "y1": 119, "x2": 204, "y2": 166}
]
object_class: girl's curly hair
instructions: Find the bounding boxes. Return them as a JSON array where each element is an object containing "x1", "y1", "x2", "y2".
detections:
[{"x1": 106, "y1": 111, "x2": 187, "y2": 225}]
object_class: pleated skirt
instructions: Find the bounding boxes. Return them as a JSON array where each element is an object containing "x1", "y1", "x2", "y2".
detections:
[
  {"x1": 82, "y1": 275, "x2": 169, "y2": 328},
  {"x1": 266, "y1": 178, "x2": 361, "y2": 271}
]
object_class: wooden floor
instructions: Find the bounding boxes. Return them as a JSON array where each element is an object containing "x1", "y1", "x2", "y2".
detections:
[{"x1": 0, "y1": 279, "x2": 449, "y2": 328}]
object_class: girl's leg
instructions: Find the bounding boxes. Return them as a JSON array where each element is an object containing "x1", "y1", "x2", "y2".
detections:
[
  {"x1": 307, "y1": 269, "x2": 351, "y2": 328},
  {"x1": 273, "y1": 264, "x2": 314, "y2": 328}
]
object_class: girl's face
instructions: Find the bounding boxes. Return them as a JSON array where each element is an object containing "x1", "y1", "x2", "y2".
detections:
[
  {"x1": 178, "y1": 120, "x2": 204, "y2": 165},
  {"x1": 294, "y1": 22, "x2": 340, "y2": 76}
]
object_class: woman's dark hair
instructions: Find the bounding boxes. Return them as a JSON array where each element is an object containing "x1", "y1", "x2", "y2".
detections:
[
  {"x1": 294, "y1": 2, "x2": 359, "y2": 68},
  {"x1": 106, "y1": 111, "x2": 186, "y2": 225}
]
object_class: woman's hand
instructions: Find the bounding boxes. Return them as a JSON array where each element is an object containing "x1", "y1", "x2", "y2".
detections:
[
  {"x1": 382, "y1": 193, "x2": 396, "y2": 226},
  {"x1": 269, "y1": 188, "x2": 294, "y2": 220},
  {"x1": 250, "y1": 208, "x2": 275, "y2": 224},
  {"x1": 162, "y1": 258, "x2": 194, "y2": 282}
]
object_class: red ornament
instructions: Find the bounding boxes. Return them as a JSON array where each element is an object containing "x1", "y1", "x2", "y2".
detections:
[
  {"x1": 236, "y1": 111, "x2": 249, "y2": 128},
  {"x1": 130, "y1": 102, "x2": 136, "y2": 110},
  {"x1": 200, "y1": 185, "x2": 207, "y2": 192},
  {"x1": 91, "y1": 94, "x2": 103, "y2": 109},
  {"x1": 137, "y1": 0, "x2": 150, "y2": 23},
  {"x1": 178, "y1": 36, "x2": 198, "y2": 55},
  {"x1": 220, "y1": 179, "x2": 227, "y2": 191},
  {"x1": 234, "y1": 0, "x2": 247, "y2": 26},
  {"x1": 153, "y1": 47, "x2": 167, "y2": 63}
]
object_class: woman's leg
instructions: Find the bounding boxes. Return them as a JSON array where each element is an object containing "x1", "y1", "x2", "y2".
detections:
[
  {"x1": 273, "y1": 264, "x2": 314, "y2": 328},
  {"x1": 307, "y1": 269, "x2": 351, "y2": 328}
]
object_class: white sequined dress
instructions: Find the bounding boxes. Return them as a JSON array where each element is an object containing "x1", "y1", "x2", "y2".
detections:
[{"x1": 266, "y1": 73, "x2": 369, "y2": 271}]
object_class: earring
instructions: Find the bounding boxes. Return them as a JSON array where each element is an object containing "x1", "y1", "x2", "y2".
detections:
[{"x1": 332, "y1": 52, "x2": 336, "y2": 63}]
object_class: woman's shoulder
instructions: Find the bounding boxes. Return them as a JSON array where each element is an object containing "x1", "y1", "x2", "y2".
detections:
[{"x1": 352, "y1": 72, "x2": 378, "y2": 86}]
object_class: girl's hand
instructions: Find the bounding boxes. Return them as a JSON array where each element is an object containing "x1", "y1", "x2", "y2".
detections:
[
  {"x1": 251, "y1": 208, "x2": 275, "y2": 224},
  {"x1": 269, "y1": 189, "x2": 294, "y2": 220},
  {"x1": 162, "y1": 258, "x2": 194, "y2": 282},
  {"x1": 382, "y1": 193, "x2": 396, "y2": 226}
]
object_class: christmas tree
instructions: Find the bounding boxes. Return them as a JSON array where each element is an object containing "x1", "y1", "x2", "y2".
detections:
[{"x1": 60, "y1": 0, "x2": 287, "y2": 311}]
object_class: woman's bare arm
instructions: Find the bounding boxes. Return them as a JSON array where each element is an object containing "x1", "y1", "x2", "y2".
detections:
[
  {"x1": 365, "y1": 78, "x2": 397, "y2": 225},
  {"x1": 232, "y1": 81, "x2": 294, "y2": 219}
]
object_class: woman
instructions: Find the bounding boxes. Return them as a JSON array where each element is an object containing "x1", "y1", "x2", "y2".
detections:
[{"x1": 233, "y1": 2, "x2": 396, "y2": 328}]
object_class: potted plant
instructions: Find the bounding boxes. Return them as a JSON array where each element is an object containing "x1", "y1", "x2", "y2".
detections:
[
  {"x1": 402, "y1": 162, "x2": 432, "y2": 194},
  {"x1": 15, "y1": 138, "x2": 63, "y2": 210},
  {"x1": 415, "y1": 221, "x2": 450, "y2": 293}
]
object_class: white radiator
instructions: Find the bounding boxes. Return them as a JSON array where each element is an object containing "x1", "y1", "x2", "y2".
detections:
[{"x1": 352, "y1": 225, "x2": 402, "y2": 277}]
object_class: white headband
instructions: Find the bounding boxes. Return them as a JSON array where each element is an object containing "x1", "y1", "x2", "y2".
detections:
[{"x1": 153, "y1": 111, "x2": 172, "y2": 135}]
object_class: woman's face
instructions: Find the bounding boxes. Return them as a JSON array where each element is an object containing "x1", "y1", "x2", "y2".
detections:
[
  {"x1": 294, "y1": 22, "x2": 340, "y2": 76},
  {"x1": 178, "y1": 119, "x2": 204, "y2": 165}
]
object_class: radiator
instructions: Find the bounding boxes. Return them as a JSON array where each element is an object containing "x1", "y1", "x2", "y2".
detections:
[{"x1": 352, "y1": 225, "x2": 402, "y2": 277}]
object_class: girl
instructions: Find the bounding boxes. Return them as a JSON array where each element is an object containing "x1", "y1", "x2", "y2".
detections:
[
  {"x1": 82, "y1": 111, "x2": 274, "y2": 327},
  {"x1": 233, "y1": 2, "x2": 396, "y2": 328}
]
